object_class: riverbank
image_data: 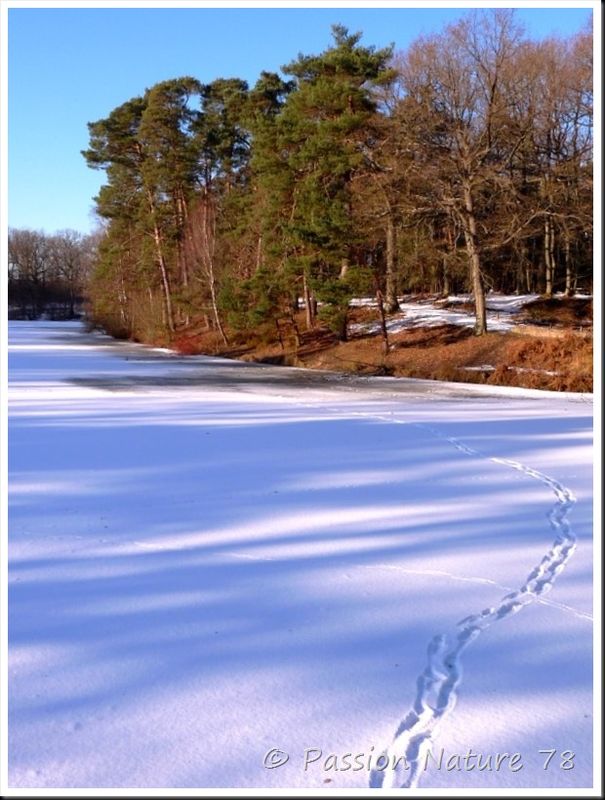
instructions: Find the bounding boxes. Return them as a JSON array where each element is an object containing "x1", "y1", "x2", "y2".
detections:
[{"x1": 164, "y1": 295, "x2": 593, "y2": 393}]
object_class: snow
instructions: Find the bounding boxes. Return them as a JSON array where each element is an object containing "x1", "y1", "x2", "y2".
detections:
[
  {"x1": 350, "y1": 293, "x2": 541, "y2": 335},
  {"x1": 448, "y1": 292, "x2": 539, "y2": 313},
  {"x1": 350, "y1": 292, "x2": 593, "y2": 337},
  {"x1": 7, "y1": 321, "x2": 594, "y2": 791}
]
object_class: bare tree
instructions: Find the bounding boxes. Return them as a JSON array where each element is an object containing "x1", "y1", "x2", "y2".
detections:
[
  {"x1": 47, "y1": 230, "x2": 91, "y2": 317},
  {"x1": 401, "y1": 10, "x2": 529, "y2": 334},
  {"x1": 8, "y1": 229, "x2": 50, "y2": 318}
]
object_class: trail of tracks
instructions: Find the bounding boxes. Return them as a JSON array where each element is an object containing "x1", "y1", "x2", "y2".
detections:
[
  {"x1": 351, "y1": 415, "x2": 579, "y2": 790},
  {"x1": 265, "y1": 396, "x2": 580, "y2": 789}
]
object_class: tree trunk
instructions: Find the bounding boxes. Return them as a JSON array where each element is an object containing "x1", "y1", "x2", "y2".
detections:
[
  {"x1": 208, "y1": 272, "x2": 228, "y2": 346},
  {"x1": 147, "y1": 191, "x2": 175, "y2": 333},
  {"x1": 255, "y1": 234, "x2": 263, "y2": 274},
  {"x1": 563, "y1": 230, "x2": 574, "y2": 297},
  {"x1": 177, "y1": 193, "x2": 189, "y2": 289},
  {"x1": 443, "y1": 221, "x2": 455, "y2": 297},
  {"x1": 303, "y1": 273, "x2": 316, "y2": 329},
  {"x1": 461, "y1": 181, "x2": 487, "y2": 335},
  {"x1": 442, "y1": 257, "x2": 450, "y2": 297},
  {"x1": 544, "y1": 215, "x2": 555, "y2": 297},
  {"x1": 374, "y1": 280, "x2": 390, "y2": 357},
  {"x1": 119, "y1": 268, "x2": 128, "y2": 326},
  {"x1": 385, "y1": 211, "x2": 400, "y2": 313},
  {"x1": 200, "y1": 197, "x2": 229, "y2": 346}
]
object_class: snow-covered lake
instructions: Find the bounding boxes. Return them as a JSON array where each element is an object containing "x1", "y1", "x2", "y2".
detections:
[{"x1": 7, "y1": 321, "x2": 594, "y2": 790}]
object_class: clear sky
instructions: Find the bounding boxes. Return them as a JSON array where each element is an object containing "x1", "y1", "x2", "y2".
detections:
[{"x1": 6, "y1": 2, "x2": 594, "y2": 235}]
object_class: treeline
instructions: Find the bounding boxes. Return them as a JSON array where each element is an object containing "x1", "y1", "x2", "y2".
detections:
[
  {"x1": 8, "y1": 228, "x2": 98, "y2": 320},
  {"x1": 83, "y1": 11, "x2": 592, "y2": 345}
]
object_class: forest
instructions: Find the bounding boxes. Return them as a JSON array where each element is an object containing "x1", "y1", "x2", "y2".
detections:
[
  {"x1": 9, "y1": 11, "x2": 593, "y2": 363},
  {"x1": 8, "y1": 228, "x2": 97, "y2": 320}
]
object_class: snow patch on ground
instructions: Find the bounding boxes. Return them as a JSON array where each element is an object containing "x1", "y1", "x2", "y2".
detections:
[
  {"x1": 350, "y1": 292, "x2": 591, "y2": 337},
  {"x1": 350, "y1": 293, "x2": 540, "y2": 335}
]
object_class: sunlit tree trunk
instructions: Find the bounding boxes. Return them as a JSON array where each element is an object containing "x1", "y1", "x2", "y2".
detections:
[
  {"x1": 544, "y1": 214, "x2": 555, "y2": 297},
  {"x1": 385, "y1": 211, "x2": 400, "y2": 313},
  {"x1": 147, "y1": 191, "x2": 175, "y2": 333},
  {"x1": 461, "y1": 180, "x2": 487, "y2": 335},
  {"x1": 303, "y1": 273, "x2": 316, "y2": 329}
]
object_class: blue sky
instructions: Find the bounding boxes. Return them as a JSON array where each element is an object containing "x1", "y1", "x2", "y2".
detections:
[{"x1": 7, "y1": 3, "x2": 593, "y2": 234}]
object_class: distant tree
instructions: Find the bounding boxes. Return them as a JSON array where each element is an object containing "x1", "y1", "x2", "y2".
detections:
[
  {"x1": 8, "y1": 228, "x2": 94, "y2": 319},
  {"x1": 47, "y1": 230, "x2": 91, "y2": 317},
  {"x1": 8, "y1": 229, "x2": 50, "y2": 318},
  {"x1": 527, "y1": 32, "x2": 593, "y2": 296}
]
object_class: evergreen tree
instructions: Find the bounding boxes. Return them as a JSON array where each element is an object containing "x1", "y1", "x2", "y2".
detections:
[{"x1": 267, "y1": 25, "x2": 394, "y2": 339}]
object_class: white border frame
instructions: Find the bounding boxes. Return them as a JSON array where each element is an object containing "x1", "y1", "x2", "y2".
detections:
[{"x1": 0, "y1": 1, "x2": 601, "y2": 797}]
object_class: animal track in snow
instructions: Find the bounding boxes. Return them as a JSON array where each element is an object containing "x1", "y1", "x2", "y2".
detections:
[
  {"x1": 362, "y1": 418, "x2": 578, "y2": 789},
  {"x1": 258, "y1": 396, "x2": 582, "y2": 788}
]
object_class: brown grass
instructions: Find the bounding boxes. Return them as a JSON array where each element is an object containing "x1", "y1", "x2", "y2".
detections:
[
  {"x1": 493, "y1": 333, "x2": 593, "y2": 392},
  {"x1": 519, "y1": 296, "x2": 592, "y2": 328},
  {"x1": 282, "y1": 324, "x2": 592, "y2": 392},
  {"x1": 168, "y1": 308, "x2": 592, "y2": 393}
]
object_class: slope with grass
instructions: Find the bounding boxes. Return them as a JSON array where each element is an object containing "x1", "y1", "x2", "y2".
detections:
[{"x1": 169, "y1": 294, "x2": 593, "y2": 393}]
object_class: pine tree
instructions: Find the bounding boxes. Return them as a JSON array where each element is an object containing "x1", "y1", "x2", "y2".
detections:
[{"x1": 273, "y1": 25, "x2": 394, "y2": 339}]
